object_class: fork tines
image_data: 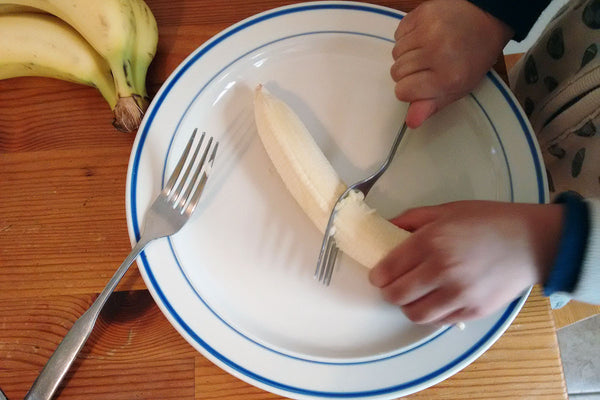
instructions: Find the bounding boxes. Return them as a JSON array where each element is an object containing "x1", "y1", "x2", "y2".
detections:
[
  {"x1": 316, "y1": 232, "x2": 339, "y2": 286},
  {"x1": 314, "y1": 189, "x2": 351, "y2": 286},
  {"x1": 164, "y1": 129, "x2": 219, "y2": 215}
]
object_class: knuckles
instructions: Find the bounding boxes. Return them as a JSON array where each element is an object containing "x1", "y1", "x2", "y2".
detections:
[
  {"x1": 390, "y1": 62, "x2": 402, "y2": 82},
  {"x1": 371, "y1": 226, "x2": 489, "y2": 325},
  {"x1": 368, "y1": 262, "x2": 395, "y2": 288},
  {"x1": 381, "y1": 284, "x2": 410, "y2": 305},
  {"x1": 402, "y1": 303, "x2": 438, "y2": 324},
  {"x1": 393, "y1": 81, "x2": 409, "y2": 101},
  {"x1": 442, "y1": 65, "x2": 471, "y2": 92},
  {"x1": 391, "y1": 43, "x2": 403, "y2": 60}
]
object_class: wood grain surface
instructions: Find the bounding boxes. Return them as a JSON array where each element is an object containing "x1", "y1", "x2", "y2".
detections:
[{"x1": 0, "y1": 1, "x2": 567, "y2": 399}]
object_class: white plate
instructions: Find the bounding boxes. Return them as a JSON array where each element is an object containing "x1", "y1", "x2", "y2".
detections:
[{"x1": 126, "y1": 2, "x2": 548, "y2": 398}]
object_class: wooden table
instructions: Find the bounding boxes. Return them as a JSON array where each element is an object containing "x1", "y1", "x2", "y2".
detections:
[{"x1": 0, "y1": 1, "x2": 567, "y2": 399}]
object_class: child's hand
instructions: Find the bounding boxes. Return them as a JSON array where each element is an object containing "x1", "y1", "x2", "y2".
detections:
[
  {"x1": 392, "y1": 0, "x2": 514, "y2": 128},
  {"x1": 369, "y1": 201, "x2": 564, "y2": 325}
]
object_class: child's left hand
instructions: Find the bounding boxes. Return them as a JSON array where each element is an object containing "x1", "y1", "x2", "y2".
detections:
[{"x1": 369, "y1": 201, "x2": 564, "y2": 325}]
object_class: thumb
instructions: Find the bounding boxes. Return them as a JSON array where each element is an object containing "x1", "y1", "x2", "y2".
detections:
[
  {"x1": 405, "y1": 99, "x2": 438, "y2": 129},
  {"x1": 391, "y1": 205, "x2": 445, "y2": 232}
]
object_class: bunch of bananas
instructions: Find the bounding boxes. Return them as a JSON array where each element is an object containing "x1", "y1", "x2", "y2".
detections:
[{"x1": 0, "y1": 0, "x2": 158, "y2": 132}]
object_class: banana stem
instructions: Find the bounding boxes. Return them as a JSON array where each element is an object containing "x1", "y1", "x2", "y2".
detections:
[{"x1": 113, "y1": 96, "x2": 143, "y2": 132}]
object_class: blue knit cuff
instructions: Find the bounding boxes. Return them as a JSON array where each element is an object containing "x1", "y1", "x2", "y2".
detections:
[{"x1": 543, "y1": 192, "x2": 590, "y2": 296}]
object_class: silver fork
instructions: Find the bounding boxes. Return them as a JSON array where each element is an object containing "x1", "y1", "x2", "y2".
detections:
[
  {"x1": 24, "y1": 129, "x2": 218, "y2": 400},
  {"x1": 315, "y1": 122, "x2": 408, "y2": 286}
]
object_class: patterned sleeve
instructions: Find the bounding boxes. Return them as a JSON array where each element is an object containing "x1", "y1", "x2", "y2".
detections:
[{"x1": 467, "y1": 0, "x2": 552, "y2": 41}]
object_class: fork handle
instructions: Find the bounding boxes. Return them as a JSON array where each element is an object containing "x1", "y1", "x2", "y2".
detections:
[{"x1": 24, "y1": 239, "x2": 150, "y2": 400}]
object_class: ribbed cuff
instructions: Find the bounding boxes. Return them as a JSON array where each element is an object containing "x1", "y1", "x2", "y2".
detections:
[
  {"x1": 543, "y1": 191, "x2": 590, "y2": 296},
  {"x1": 467, "y1": 0, "x2": 551, "y2": 41},
  {"x1": 570, "y1": 199, "x2": 600, "y2": 304}
]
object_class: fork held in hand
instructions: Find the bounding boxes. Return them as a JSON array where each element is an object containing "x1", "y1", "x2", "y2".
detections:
[
  {"x1": 24, "y1": 130, "x2": 218, "y2": 400},
  {"x1": 315, "y1": 122, "x2": 408, "y2": 286}
]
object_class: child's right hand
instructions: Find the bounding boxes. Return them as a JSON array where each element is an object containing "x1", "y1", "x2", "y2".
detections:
[{"x1": 391, "y1": 0, "x2": 514, "y2": 128}]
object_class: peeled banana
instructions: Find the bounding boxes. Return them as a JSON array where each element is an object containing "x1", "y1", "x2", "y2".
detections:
[
  {"x1": 254, "y1": 85, "x2": 410, "y2": 269},
  {"x1": 0, "y1": 13, "x2": 117, "y2": 109},
  {"x1": 0, "y1": 0, "x2": 158, "y2": 132}
]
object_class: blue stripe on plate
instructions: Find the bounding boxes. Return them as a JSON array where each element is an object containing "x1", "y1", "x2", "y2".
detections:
[
  {"x1": 469, "y1": 91, "x2": 515, "y2": 202},
  {"x1": 486, "y1": 73, "x2": 547, "y2": 204},
  {"x1": 128, "y1": 2, "x2": 541, "y2": 397}
]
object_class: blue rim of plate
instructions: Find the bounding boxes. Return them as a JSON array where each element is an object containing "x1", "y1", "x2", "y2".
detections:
[{"x1": 128, "y1": 2, "x2": 546, "y2": 398}]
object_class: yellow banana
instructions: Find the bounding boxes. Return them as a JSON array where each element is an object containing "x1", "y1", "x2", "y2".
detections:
[
  {"x1": 0, "y1": 0, "x2": 143, "y2": 132},
  {"x1": 0, "y1": 13, "x2": 117, "y2": 109},
  {"x1": 253, "y1": 85, "x2": 410, "y2": 269},
  {"x1": 129, "y1": 0, "x2": 158, "y2": 105},
  {"x1": 0, "y1": 4, "x2": 38, "y2": 12}
]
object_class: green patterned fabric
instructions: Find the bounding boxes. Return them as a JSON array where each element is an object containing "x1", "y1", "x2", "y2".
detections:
[{"x1": 510, "y1": 0, "x2": 600, "y2": 200}]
